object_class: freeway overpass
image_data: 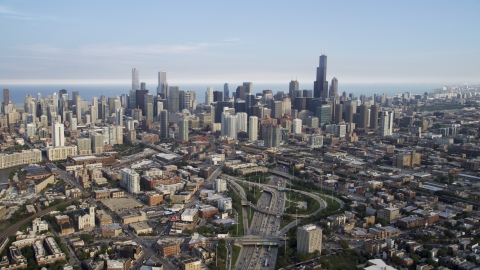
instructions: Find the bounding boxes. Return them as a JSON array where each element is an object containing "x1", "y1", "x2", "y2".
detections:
[
  {"x1": 224, "y1": 175, "x2": 327, "y2": 218},
  {"x1": 269, "y1": 169, "x2": 296, "y2": 179}
]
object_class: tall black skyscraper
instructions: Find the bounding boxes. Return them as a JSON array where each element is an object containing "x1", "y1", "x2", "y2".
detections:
[
  {"x1": 213, "y1": 91, "x2": 223, "y2": 102},
  {"x1": 313, "y1": 55, "x2": 328, "y2": 99},
  {"x1": 224, "y1": 83, "x2": 229, "y2": 101}
]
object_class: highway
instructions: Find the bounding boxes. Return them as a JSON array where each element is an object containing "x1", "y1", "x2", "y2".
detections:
[
  {"x1": 223, "y1": 175, "x2": 327, "y2": 220},
  {"x1": 233, "y1": 176, "x2": 285, "y2": 270}
]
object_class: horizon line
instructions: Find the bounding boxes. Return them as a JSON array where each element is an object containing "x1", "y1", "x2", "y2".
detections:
[{"x1": 0, "y1": 79, "x2": 473, "y2": 86}]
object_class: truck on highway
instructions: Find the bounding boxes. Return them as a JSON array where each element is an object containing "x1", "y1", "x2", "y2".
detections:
[{"x1": 264, "y1": 259, "x2": 269, "y2": 267}]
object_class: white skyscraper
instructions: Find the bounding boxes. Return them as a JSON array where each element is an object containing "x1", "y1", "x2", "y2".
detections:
[
  {"x1": 52, "y1": 121, "x2": 65, "y2": 147},
  {"x1": 236, "y1": 112, "x2": 248, "y2": 133},
  {"x1": 248, "y1": 116, "x2": 258, "y2": 141},
  {"x1": 226, "y1": 114, "x2": 238, "y2": 139},
  {"x1": 380, "y1": 111, "x2": 393, "y2": 137},
  {"x1": 205, "y1": 87, "x2": 214, "y2": 105},
  {"x1": 157, "y1": 71, "x2": 168, "y2": 98},
  {"x1": 120, "y1": 168, "x2": 140, "y2": 194},
  {"x1": 132, "y1": 68, "x2": 140, "y2": 91},
  {"x1": 292, "y1": 118, "x2": 302, "y2": 134},
  {"x1": 179, "y1": 118, "x2": 189, "y2": 142}
]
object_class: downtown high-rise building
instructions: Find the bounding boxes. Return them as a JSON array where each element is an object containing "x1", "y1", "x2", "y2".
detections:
[
  {"x1": 292, "y1": 118, "x2": 302, "y2": 134},
  {"x1": 116, "y1": 108, "x2": 124, "y2": 126},
  {"x1": 91, "y1": 133, "x2": 104, "y2": 153},
  {"x1": 370, "y1": 104, "x2": 380, "y2": 129},
  {"x1": 358, "y1": 104, "x2": 369, "y2": 129},
  {"x1": 345, "y1": 102, "x2": 355, "y2": 123},
  {"x1": 316, "y1": 104, "x2": 331, "y2": 127},
  {"x1": 179, "y1": 90, "x2": 197, "y2": 111},
  {"x1": 179, "y1": 118, "x2": 189, "y2": 142},
  {"x1": 313, "y1": 55, "x2": 328, "y2": 99},
  {"x1": 248, "y1": 116, "x2": 258, "y2": 141},
  {"x1": 329, "y1": 77, "x2": 338, "y2": 98},
  {"x1": 213, "y1": 91, "x2": 223, "y2": 102},
  {"x1": 2, "y1": 88, "x2": 8, "y2": 104},
  {"x1": 380, "y1": 111, "x2": 393, "y2": 137},
  {"x1": 91, "y1": 97, "x2": 98, "y2": 123},
  {"x1": 168, "y1": 86, "x2": 180, "y2": 113},
  {"x1": 52, "y1": 121, "x2": 65, "y2": 147},
  {"x1": 334, "y1": 103, "x2": 343, "y2": 124},
  {"x1": 225, "y1": 114, "x2": 238, "y2": 139},
  {"x1": 235, "y1": 86, "x2": 246, "y2": 100},
  {"x1": 263, "y1": 123, "x2": 281, "y2": 148},
  {"x1": 236, "y1": 112, "x2": 248, "y2": 133},
  {"x1": 243, "y1": 82, "x2": 253, "y2": 95},
  {"x1": 282, "y1": 97, "x2": 292, "y2": 117},
  {"x1": 205, "y1": 87, "x2": 214, "y2": 105},
  {"x1": 289, "y1": 80, "x2": 299, "y2": 99},
  {"x1": 157, "y1": 70, "x2": 168, "y2": 98},
  {"x1": 223, "y1": 83, "x2": 229, "y2": 101},
  {"x1": 271, "y1": 100, "x2": 283, "y2": 119},
  {"x1": 160, "y1": 110, "x2": 169, "y2": 139},
  {"x1": 132, "y1": 68, "x2": 140, "y2": 91}
]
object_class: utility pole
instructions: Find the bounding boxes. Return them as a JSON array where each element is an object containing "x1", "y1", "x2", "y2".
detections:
[{"x1": 216, "y1": 244, "x2": 218, "y2": 267}]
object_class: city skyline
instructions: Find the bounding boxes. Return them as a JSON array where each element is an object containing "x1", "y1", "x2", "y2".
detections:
[{"x1": 1, "y1": 1, "x2": 479, "y2": 85}]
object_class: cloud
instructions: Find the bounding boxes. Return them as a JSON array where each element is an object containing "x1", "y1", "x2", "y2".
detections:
[{"x1": 0, "y1": 5, "x2": 56, "y2": 21}]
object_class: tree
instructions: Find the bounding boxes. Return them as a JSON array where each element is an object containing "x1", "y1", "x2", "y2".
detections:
[
  {"x1": 339, "y1": 240, "x2": 349, "y2": 249},
  {"x1": 377, "y1": 219, "x2": 388, "y2": 226}
]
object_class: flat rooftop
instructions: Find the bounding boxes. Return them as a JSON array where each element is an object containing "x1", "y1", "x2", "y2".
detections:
[{"x1": 101, "y1": 197, "x2": 143, "y2": 211}]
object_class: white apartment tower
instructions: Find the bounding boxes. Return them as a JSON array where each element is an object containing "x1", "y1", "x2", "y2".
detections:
[
  {"x1": 297, "y1": 224, "x2": 322, "y2": 254},
  {"x1": 236, "y1": 112, "x2": 248, "y2": 133},
  {"x1": 380, "y1": 111, "x2": 393, "y2": 137},
  {"x1": 120, "y1": 168, "x2": 140, "y2": 194},
  {"x1": 52, "y1": 121, "x2": 65, "y2": 147},
  {"x1": 205, "y1": 87, "x2": 214, "y2": 105},
  {"x1": 248, "y1": 116, "x2": 258, "y2": 141},
  {"x1": 226, "y1": 114, "x2": 238, "y2": 140},
  {"x1": 292, "y1": 118, "x2": 302, "y2": 134}
]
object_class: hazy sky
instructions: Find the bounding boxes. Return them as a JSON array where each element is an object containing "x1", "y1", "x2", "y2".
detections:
[{"x1": 1, "y1": 0, "x2": 479, "y2": 85}]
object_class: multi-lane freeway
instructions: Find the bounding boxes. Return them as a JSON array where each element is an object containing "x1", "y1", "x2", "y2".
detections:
[{"x1": 233, "y1": 176, "x2": 286, "y2": 270}]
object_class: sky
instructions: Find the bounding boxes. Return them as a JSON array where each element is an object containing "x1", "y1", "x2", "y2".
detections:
[{"x1": 0, "y1": 0, "x2": 479, "y2": 86}]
